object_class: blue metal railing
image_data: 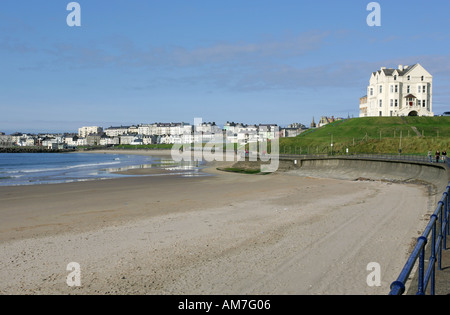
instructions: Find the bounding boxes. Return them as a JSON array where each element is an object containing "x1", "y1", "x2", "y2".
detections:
[{"x1": 389, "y1": 183, "x2": 450, "y2": 295}]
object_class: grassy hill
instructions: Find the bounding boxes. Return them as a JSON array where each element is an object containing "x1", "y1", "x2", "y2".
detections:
[{"x1": 280, "y1": 117, "x2": 450, "y2": 155}]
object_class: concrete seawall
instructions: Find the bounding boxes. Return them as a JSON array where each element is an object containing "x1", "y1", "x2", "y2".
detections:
[
  {"x1": 281, "y1": 157, "x2": 449, "y2": 194},
  {"x1": 232, "y1": 156, "x2": 449, "y2": 194},
  {"x1": 280, "y1": 158, "x2": 450, "y2": 209}
]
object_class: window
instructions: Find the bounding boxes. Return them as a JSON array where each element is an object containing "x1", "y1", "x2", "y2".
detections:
[
  {"x1": 379, "y1": 85, "x2": 383, "y2": 93},
  {"x1": 390, "y1": 111, "x2": 393, "y2": 116},
  {"x1": 379, "y1": 111, "x2": 383, "y2": 116},
  {"x1": 390, "y1": 99, "x2": 393, "y2": 107},
  {"x1": 407, "y1": 85, "x2": 410, "y2": 93},
  {"x1": 395, "y1": 99, "x2": 398, "y2": 107},
  {"x1": 390, "y1": 85, "x2": 394, "y2": 93},
  {"x1": 418, "y1": 85, "x2": 421, "y2": 93},
  {"x1": 418, "y1": 100, "x2": 421, "y2": 107},
  {"x1": 379, "y1": 100, "x2": 383, "y2": 107},
  {"x1": 370, "y1": 88, "x2": 373, "y2": 96},
  {"x1": 407, "y1": 75, "x2": 410, "y2": 81},
  {"x1": 395, "y1": 85, "x2": 398, "y2": 93},
  {"x1": 423, "y1": 85, "x2": 426, "y2": 93},
  {"x1": 394, "y1": 75, "x2": 397, "y2": 80},
  {"x1": 421, "y1": 76, "x2": 424, "y2": 81}
]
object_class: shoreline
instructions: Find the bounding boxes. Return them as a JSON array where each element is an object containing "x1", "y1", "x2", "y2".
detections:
[
  {"x1": 78, "y1": 148, "x2": 173, "y2": 157},
  {"x1": 80, "y1": 149, "x2": 237, "y2": 177}
]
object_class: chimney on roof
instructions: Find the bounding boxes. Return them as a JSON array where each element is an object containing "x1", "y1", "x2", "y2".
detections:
[
  {"x1": 398, "y1": 65, "x2": 404, "y2": 71},
  {"x1": 381, "y1": 67, "x2": 386, "y2": 70}
]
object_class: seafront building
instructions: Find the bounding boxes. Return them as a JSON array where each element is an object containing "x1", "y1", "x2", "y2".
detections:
[
  {"x1": 135, "y1": 123, "x2": 193, "y2": 137},
  {"x1": 360, "y1": 63, "x2": 433, "y2": 117},
  {"x1": 105, "y1": 126, "x2": 132, "y2": 137},
  {"x1": 78, "y1": 126, "x2": 103, "y2": 138}
]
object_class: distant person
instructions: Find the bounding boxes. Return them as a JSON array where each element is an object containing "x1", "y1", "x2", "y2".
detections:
[
  {"x1": 442, "y1": 150, "x2": 447, "y2": 163},
  {"x1": 428, "y1": 150, "x2": 432, "y2": 163},
  {"x1": 435, "y1": 150, "x2": 441, "y2": 163}
]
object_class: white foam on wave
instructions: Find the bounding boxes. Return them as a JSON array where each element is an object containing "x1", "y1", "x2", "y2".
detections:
[{"x1": 7, "y1": 161, "x2": 121, "y2": 174}]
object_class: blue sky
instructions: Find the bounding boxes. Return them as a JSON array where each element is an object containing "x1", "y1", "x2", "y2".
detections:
[{"x1": 1, "y1": 0, "x2": 450, "y2": 133}]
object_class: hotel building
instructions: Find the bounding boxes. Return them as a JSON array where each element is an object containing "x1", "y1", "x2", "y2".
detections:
[{"x1": 360, "y1": 64, "x2": 433, "y2": 117}]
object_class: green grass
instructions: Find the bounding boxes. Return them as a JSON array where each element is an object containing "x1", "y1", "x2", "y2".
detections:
[
  {"x1": 280, "y1": 117, "x2": 450, "y2": 155},
  {"x1": 218, "y1": 167, "x2": 270, "y2": 175}
]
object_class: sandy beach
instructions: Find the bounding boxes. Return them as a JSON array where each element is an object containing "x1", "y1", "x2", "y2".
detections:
[{"x1": 0, "y1": 150, "x2": 436, "y2": 295}]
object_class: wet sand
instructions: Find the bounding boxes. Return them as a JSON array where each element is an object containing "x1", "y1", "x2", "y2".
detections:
[{"x1": 0, "y1": 150, "x2": 434, "y2": 295}]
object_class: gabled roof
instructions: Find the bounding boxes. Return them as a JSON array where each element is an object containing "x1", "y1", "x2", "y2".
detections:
[
  {"x1": 404, "y1": 94, "x2": 417, "y2": 98},
  {"x1": 372, "y1": 64, "x2": 419, "y2": 77}
]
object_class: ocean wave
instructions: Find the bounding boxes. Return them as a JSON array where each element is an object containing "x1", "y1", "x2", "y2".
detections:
[{"x1": 3, "y1": 161, "x2": 121, "y2": 174}]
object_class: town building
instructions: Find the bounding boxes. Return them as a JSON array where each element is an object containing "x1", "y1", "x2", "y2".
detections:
[
  {"x1": 64, "y1": 135, "x2": 79, "y2": 147},
  {"x1": 77, "y1": 137, "x2": 87, "y2": 147},
  {"x1": 279, "y1": 123, "x2": 307, "y2": 138},
  {"x1": 317, "y1": 116, "x2": 341, "y2": 128},
  {"x1": 287, "y1": 123, "x2": 305, "y2": 129},
  {"x1": 9, "y1": 133, "x2": 36, "y2": 146},
  {"x1": 127, "y1": 125, "x2": 139, "y2": 135},
  {"x1": 359, "y1": 96, "x2": 368, "y2": 117},
  {"x1": 119, "y1": 134, "x2": 136, "y2": 145},
  {"x1": 361, "y1": 64, "x2": 433, "y2": 117},
  {"x1": 137, "y1": 123, "x2": 192, "y2": 136},
  {"x1": 105, "y1": 126, "x2": 130, "y2": 137},
  {"x1": 78, "y1": 126, "x2": 103, "y2": 138},
  {"x1": 86, "y1": 134, "x2": 102, "y2": 146},
  {"x1": 0, "y1": 134, "x2": 11, "y2": 147},
  {"x1": 100, "y1": 136, "x2": 120, "y2": 146}
]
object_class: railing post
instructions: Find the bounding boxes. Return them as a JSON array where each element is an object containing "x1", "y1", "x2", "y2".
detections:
[
  {"x1": 430, "y1": 215, "x2": 437, "y2": 295},
  {"x1": 438, "y1": 203, "x2": 443, "y2": 271},
  {"x1": 416, "y1": 236, "x2": 427, "y2": 295},
  {"x1": 445, "y1": 186, "x2": 450, "y2": 238}
]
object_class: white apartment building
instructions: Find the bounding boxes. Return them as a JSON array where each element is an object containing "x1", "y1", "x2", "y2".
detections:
[
  {"x1": 100, "y1": 136, "x2": 120, "y2": 146},
  {"x1": 360, "y1": 64, "x2": 433, "y2": 117},
  {"x1": 105, "y1": 126, "x2": 130, "y2": 137},
  {"x1": 64, "y1": 135, "x2": 79, "y2": 147},
  {"x1": 223, "y1": 122, "x2": 247, "y2": 134},
  {"x1": 194, "y1": 122, "x2": 222, "y2": 134},
  {"x1": 138, "y1": 123, "x2": 192, "y2": 136},
  {"x1": 78, "y1": 126, "x2": 103, "y2": 138},
  {"x1": 77, "y1": 138, "x2": 88, "y2": 146}
]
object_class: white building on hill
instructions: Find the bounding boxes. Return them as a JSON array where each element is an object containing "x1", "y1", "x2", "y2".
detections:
[{"x1": 360, "y1": 64, "x2": 433, "y2": 117}]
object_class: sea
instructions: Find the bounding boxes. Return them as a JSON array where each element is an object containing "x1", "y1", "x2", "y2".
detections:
[{"x1": 0, "y1": 153, "x2": 205, "y2": 187}]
